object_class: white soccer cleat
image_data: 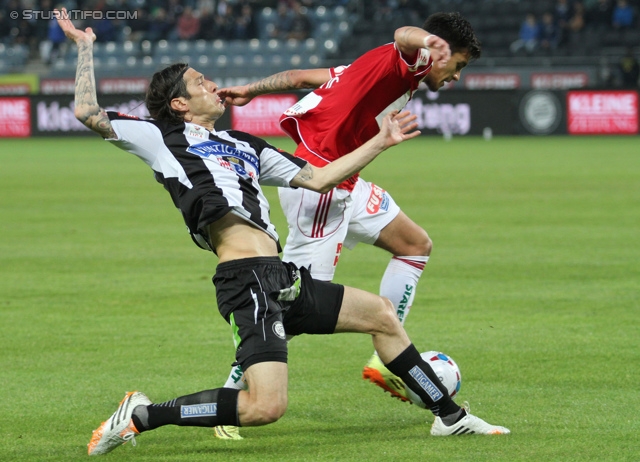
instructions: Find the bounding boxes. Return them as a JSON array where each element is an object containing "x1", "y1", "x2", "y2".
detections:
[
  {"x1": 214, "y1": 425, "x2": 243, "y2": 440},
  {"x1": 88, "y1": 391, "x2": 152, "y2": 455},
  {"x1": 430, "y1": 403, "x2": 510, "y2": 436}
]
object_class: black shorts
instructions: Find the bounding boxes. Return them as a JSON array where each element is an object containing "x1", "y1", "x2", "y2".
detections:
[{"x1": 213, "y1": 256, "x2": 344, "y2": 370}]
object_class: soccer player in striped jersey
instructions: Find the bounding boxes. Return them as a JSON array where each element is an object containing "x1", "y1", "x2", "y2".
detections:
[
  {"x1": 219, "y1": 12, "x2": 481, "y2": 417},
  {"x1": 54, "y1": 8, "x2": 508, "y2": 456}
]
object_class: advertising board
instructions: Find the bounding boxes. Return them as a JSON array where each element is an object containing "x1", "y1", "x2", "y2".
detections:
[
  {"x1": 567, "y1": 91, "x2": 638, "y2": 135},
  {"x1": 231, "y1": 95, "x2": 298, "y2": 136},
  {"x1": 0, "y1": 97, "x2": 31, "y2": 137}
]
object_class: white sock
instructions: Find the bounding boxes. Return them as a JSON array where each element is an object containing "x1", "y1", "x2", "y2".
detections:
[
  {"x1": 223, "y1": 364, "x2": 248, "y2": 391},
  {"x1": 379, "y1": 256, "x2": 428, "y2": 326}
]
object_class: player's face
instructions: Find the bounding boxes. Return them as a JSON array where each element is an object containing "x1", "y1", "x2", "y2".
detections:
[
  {"x1": 183, "y1": 68, "x2": 226, "y2": 120},
  {"x1": 424, "y1": 50, "x2": 471, "y2": 91}
]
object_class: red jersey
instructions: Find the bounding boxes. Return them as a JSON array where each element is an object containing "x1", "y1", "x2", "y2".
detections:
[{"x1": 280, "y1": 42, "x2": 433, "y2": 191}]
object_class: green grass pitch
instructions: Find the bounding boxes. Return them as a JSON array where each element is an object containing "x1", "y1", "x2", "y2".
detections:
[{"x1": 1, "y1": 135, "x2": 639, "y2": 461}]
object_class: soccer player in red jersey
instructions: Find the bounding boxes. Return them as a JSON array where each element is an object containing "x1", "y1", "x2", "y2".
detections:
[{"x1": 217, "y1": 13, "x2": 481, "y2": 433}]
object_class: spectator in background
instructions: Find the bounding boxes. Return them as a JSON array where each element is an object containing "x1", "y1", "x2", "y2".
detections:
[
  {"x1": 165, "y1": 0, "x2": 185, "y2": 28},
  {"x1": 198, "y1": 7, "x2": 219, "y2": 40},
  {"x1": 92, "y1": 18, "x2": 118, "y2": 42},
  {"x1": 0, "y1": 11, "x2": 10, "y2": 44},
  {"x1": 612, "y1": 0, "x2": 635, "y2": 28},
  {"x1": 510, "y1": 13, "x2": 540, "y2": 54},
  {"x1": 5, "y1": 0, "x2": 22, "y2": 32},
  {"x1": 213, "y1": 7, "x2": 236, "y2": 39},
  {"x1": 270, "y1": 3, "x2": 293, "y2": 39},
  {"x1": 146, "y1": 7, "x2": 174, "y2": 42},
  {"x1": 586, "y1": 0, "x2": 614, "y2": 30},
  {"x1": 554, "y1": 0, "x2": 573, "y2": 27},
  {"x1": 567, "y1": 1, "x2": 586, "y2": 34},
  {"x1": 554, "y1": 0, "x2": 574, "y2": 45},
  {"x1": 176, "y1": 6, "x2": 201, "y2": 41},
  {"x1": 286, "y1": 1, "x2": 313, "y2": 40},
  {"x1": 128, "y1": 8, "x2": 151, "y2": 42},
  {"x1": 31, "y1": 0, "x2": 52, "y2": 51},
  {"x1": 233, "y1": 4, "x2": 257, "y2": 40},
  {"x1": 619, "y1": 47, "x2": 640, "y2": 87},
  {"x1": 45, "y1": 12, "x2": 67, "y2": 64},
  {"x1": 13, "y1": 18, "x2": 34, "y2": 48},
  {"x1": 539, "y1": 12, "x2": 560, "y2": 52}
]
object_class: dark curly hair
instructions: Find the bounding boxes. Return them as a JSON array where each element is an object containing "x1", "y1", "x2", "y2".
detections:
[
  {"x1": 145, "y1": 63, "x2": 191, "y2": 124},
  {"x1": 423, "y1": 12, "x2": 482, "y2": 61}
]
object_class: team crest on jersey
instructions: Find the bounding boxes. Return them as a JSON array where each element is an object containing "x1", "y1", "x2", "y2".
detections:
[
  {"x1": 187, "y1": 140, "x2": 260, "y2": 179},
  {"x1": 284, "y1": 92, "x2": 322, "y2": 116},
  {"x1": 366, "y1": 184, "x2": 389, "y2": 214},
  {"x1": 272, "y1": 321, "x2": 286, "y2": 340},
  {"x1": 186, "y1": 125, "x2": 208, "y2": 140}
]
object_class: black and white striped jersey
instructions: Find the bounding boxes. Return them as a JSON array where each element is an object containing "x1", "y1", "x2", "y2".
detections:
[{"x1": 105, "y1": 111, "x2": 307, "y2": 252}]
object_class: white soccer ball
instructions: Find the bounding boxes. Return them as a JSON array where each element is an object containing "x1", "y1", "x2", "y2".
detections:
[{"x1": 405, "y1": 351, "x2": 461, "y2": 408}]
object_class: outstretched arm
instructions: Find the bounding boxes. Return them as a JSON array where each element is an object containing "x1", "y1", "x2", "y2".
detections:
[
  {"x1": 394, "y1": 26, "x2": 451, "y2": 71},
  {"x1": 290, "y1": 111, "x2": 420, "y2": 193},
  {"x1": 218, "y1": 68, "x2": 331, "y2": 106},
  {"x1": 54, "y1": 8, "x2": 115, "y2": 139}
]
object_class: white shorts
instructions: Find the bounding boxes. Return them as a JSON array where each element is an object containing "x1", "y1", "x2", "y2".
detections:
[{"x1": 278, "y1": 177, "x2": 400, "y2": 281}]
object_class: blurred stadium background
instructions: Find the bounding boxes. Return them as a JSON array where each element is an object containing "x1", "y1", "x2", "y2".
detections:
[{"x1": 1, "y1": 0, "x2": 638, "y2": 137}]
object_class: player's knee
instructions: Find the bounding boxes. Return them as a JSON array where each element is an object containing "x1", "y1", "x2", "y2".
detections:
[
  {"x1": 249, "y1": 399, "x2": 288, "y2": 425},
  {"x1": 394, "y1": 228, "x2": 432, "y2": 257},
  {"x1": 414, "y1": 229, "x2": 432, "y2": 256},
  {"x1": 373, "y1": 297, "x2": 402, "y2": 335}
]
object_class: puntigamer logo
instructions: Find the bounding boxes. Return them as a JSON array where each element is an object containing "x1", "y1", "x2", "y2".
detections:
[
  {"x1": 181, "y1": 403, "x2": 217, "y2": 418},
  {"x1": 408, "y1": 365, "x2": 443, "y2": 402}
]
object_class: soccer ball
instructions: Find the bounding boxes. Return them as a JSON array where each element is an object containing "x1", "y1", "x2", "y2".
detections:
[{"x1": 405, "y1": 351, "x2": 461, "y2": 408}]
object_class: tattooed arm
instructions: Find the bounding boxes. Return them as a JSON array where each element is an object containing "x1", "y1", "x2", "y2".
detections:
[
  {"x1": 54, "y1": 8, "x2": 116, "y2": 139},
  {"x1": 218, "y1": 69, "x2": 330, "y2": 107},
  {"x1": 290, "y1": 111, "x2": 420, "y2": 193}
]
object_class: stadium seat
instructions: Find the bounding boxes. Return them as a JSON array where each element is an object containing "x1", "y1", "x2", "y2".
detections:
[
  {"x1": 322, "y1": 39, "x2": 338, "y2": 56},
  {"x1": 215, "y1": 54, "x2": 228, "y2": 67},
  {"x1": 140, "y1": 56, "x2": 155, "y2": 69},
  {"x1": 303, "y1": 38, "x2": 318, "y2": 53},
  {"x1": 231, "y1": 55, "x2": 246, "y2": 67},
  {"x1": 141, "y1": 40, "x2": 153, "y2": 55},
  {"x1": 194, "y1": 40, "x2": 208, "y2": 53},
  {"x1": 252, "y1": 55, "x2": 265, "y2": 66},
  {"x1": 176, "y1": 41, "x2": 191, "y2": 54}
]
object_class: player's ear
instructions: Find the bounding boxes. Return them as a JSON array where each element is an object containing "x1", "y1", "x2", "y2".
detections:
[{"x1": 170, "y1": 97, "x2": 188, "y2": 113}]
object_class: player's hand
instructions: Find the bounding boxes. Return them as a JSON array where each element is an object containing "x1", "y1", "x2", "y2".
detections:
[
  {"x1": 54, "y1": 8, "x2": 96, "y2": 44},
  {"x1": 380, "y1": 110, "x2": 420, "y2": 148},
  {"x1": 217, "y1": 86, "x2": 254, "y2": 107},
  {"x1": 425, "y1": 34, "x2": 451, "y2": 70}
]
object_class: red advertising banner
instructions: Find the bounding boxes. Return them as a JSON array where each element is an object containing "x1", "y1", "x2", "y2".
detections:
[
  {"x1": 464, "y1": 73, "x2": 520, "y2": 90},
  {"x1": 231, "y1": 95, "x2": 298, "y2": 136},
  {"x1": 41, "y1": 79, "x2": 76, "y2": 95},
  {"x1": 567, "y1": 91, "x2": 638, "y2": 134},
  {"x1": 0, "y1": 97, "x2": 31, "y2": 137},
  {"x1": 99, "y1": 78, "x2": 149, "y2": 94},
  {"x1": 531, "y1": 72, "x2": 589, "y2": 89},
  {"x1": 0, "y1": 84, "x2": 31, "y2": 95}
]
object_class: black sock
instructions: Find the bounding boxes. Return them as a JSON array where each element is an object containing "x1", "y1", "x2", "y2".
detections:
[
  {"x1": 132, "y1": 388, "x2": 240, "y2": 432},
  {"x1": 385, "y1": 344, "x2": 461, "y2": 418}
]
